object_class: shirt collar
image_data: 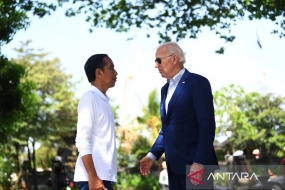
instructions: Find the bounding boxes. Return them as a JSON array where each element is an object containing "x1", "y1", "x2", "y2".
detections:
[
  {"x1": 89, "y1": 85, "x2": 110, "y2": 101},
  {"x1": 167, "y1": 68, "x2": 185, "y2": 86}
]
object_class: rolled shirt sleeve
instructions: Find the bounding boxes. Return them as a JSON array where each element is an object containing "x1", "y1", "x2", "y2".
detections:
[{"x1": 75, "y1": 92, "x2": 95, "y2": 157}]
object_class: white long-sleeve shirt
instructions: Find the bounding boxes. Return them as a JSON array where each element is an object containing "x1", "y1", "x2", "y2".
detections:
[{"x1": 74, "y1": 85, "x2": 117, "y2": 182}]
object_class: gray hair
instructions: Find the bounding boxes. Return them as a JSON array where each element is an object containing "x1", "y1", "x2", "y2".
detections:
[{"x1": 157, "y1": 42, "x2": 186, "y2": 64}]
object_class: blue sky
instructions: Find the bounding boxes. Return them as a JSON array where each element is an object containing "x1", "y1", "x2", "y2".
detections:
[{"x1": 2, "y1": 7, "x2": 285, "y2": 124}]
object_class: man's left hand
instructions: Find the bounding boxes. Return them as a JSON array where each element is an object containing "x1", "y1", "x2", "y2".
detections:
[{"x1": 188, "y1": 162, "x2": 204, "y2": 185}]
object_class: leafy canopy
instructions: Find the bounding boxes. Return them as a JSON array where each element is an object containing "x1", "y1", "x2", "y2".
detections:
[
  {"x1": 61, "y1": 0, "x2": 285, "y2": 47},
  {"x1": 2, "y1": 0, "x2": 285, "y2": 53},
  {"x1": 0, "y1": 55, "x2": 38, "y2": 144},
  {"x1": 0, "y1": 0, "x2": 57, "y2": 46},
  {"x1": 214, "y1": 84, "x2": 285, "y2": 159},
  {"x1": 11, "y1": 41, "x2": 78, "y2": 144}
]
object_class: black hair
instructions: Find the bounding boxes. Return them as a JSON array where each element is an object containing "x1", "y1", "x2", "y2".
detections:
[{"x1": 84, "y1": 54, "x2": 109, "y2": 82}]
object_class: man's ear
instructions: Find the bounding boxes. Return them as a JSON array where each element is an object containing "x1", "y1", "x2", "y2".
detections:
[
  {"x1": 172, "y1": 54, "x2": 178, "y2": 65},
  {"x1": 95, "y1": 68, "x2": 103, "y2": 79}
]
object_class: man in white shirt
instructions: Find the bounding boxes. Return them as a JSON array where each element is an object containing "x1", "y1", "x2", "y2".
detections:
[{"x1": 74, "y1": 54, "x2": 118, "y2": 190}]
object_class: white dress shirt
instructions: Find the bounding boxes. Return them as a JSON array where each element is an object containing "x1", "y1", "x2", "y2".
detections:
[
  {"x1": 147, "y1": 68, "x2": 185, "y2": 161},
  {"x1": 74, "y1": 85, "x2": 117, "y2": 182},
  {"x1": 165, "y1": 68, "x2": 185, "y2": 113}
]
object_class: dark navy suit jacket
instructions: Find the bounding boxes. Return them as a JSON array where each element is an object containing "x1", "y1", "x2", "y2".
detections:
[{"x1": 150, "y1": 69, "x2": 219, "y2": 174}]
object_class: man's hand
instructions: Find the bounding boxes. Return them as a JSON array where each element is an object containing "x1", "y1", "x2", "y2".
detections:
[
  {"x1": 88, "y1": 175, "x2": 107, "y2": 190},
  {"x1": 139, "y1": 156, "x2": 154, "y2": 176},
  {"x1": 188, "y1": 162, "x2": 204, "y2": 185}
]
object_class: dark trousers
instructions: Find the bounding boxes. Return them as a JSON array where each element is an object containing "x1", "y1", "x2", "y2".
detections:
[
  {"x1": 167, "y1": 167, "x2": 214, "y2": 190},
  {"x1": 77, "y1": 181, "x2": 113, "y2": 190}
]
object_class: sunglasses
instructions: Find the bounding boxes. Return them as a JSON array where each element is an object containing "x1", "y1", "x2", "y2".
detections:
[{"x1": 155, "y1": 54, "x2": 174, "y2": 64}]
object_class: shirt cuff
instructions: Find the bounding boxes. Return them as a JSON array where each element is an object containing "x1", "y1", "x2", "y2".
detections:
[
  {"x1": 147, "y1": 152, "x2": 157, "y2": 162},
  {"x1": 79, "y1": 150, "x2": 92, "y2": 157}
]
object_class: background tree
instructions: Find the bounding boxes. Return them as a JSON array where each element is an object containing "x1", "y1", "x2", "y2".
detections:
[
  {"x1": 137, "y1": 89, "x2": 164, "y2": 174},
  {"x1": 3, "y1": 0, "x2": 285, "y2": 50},
  {"x1": 11, "y1": 41, "x2": 78, "y2": 143},
  {"x1": 0, "y1": 54, "x2": 37, "y2": 188},
  {"x1": 0, "y1": 0, "x2": 59, "y2": 150},
  {"x1": 60, "y1": 0, "x2": 285, "y2": 53},
  {"x1": 114, "y1": 91, "x2": 161, "y2": 190},
  {"x1": 0, "y1": 55, "x2": 38, "y2": 189},
  {"x1": 116, "y1": 89, "x2": 161, "y2": 171},
  {"x1": 0, "y1": 143, "x2": 26, "y2": 189},
  {"x1": 0, "y1": 0, "x2": 61, "y2": 150},
  {"x1": 0, "y1": 41, "x2": 78, "y2": 189},
  {"x1": 35, "y1": 142, "x2": 57, "y2": 170},
  {"x1": 214, "y1": 84, "x2": 285, "y2": 161},
  {"x1": 214, "y1": 85, "x2": 251, "y2": 152},
  {"x1": 0, "y1": 56, "x2": 38, "y2": 144},
  {"x1": 138, "y1": 89, "x2": 161, "y2": 143},
  {"x1": 244, "y1": 92, "x2": 285, "y2": 160}
]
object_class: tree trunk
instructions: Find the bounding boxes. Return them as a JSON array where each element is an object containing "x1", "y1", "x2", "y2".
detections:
[
  {"x1": 14, "y1": 143, "x2": 20, "y2": 173},
  {"x1": 27, "y1": 140, "x2": 32, "y2": 190},
  {"x1": 32, "y1": 140, "x2": 38, "y2": 190},
  {"x1": 14, "y1": 142, "x2": 21, "y2": 189}
]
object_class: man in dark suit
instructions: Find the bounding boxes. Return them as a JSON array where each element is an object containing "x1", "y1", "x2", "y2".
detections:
[{"x1": 139, "y1": 42, "x2": 219, "y2": 190}]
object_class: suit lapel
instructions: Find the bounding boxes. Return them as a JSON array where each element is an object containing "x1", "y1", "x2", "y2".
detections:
[
  {"x1": 167, "y1": 70, "x2": 190, "y2": 119},
  {"x1": 160, "y1": 82, "x2": 169, "y2": 122}
]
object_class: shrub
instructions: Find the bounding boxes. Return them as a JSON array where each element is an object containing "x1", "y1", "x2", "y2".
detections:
[{"x1": 114, "y1": 172, "x2": 160, "y2": 190}]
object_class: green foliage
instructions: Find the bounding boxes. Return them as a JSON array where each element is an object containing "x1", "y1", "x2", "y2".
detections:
[
  {"x1": 131, "y1": 135, "x2": 152, "y2": 168},
  {"x1": 48, "y1": 188, "x2": 79, "y2": 190},
  {"x1": 0, "y1": 142, "x2": 27, "y2": 189},
  {"x1": 2, "y1": 0, "x2": 285, "y2": 54},
  {"x1": 117, "y1": 90, "x2": 161, "y2": 172},
  {"x1": 0, "y1": 55, "x2": 38, "y2": 186},
  {"x1": 112, "y1": 104, "x2": 120, "y2": 127},
  {"x1": 35, "y1": 143, "x2": 57, "y2": 169},
  {"x1": 11, "y1": 41, "x2": 78, "y2": 144},
  {"x1": 0, "y1": 41, "x2": 78, "y2": 189},
  {"x1": 139, "y1": 89, "x2": 160, "y2": 121},
  {"x1": 146, "y1": 90, "x2": 160, "y2": 117},
  {"x1": 214, "y1": 85, "x2": 254, "y2": 150},
  {"x1": 213, "y1": 172, "x2": 229, "y2": 187},
  {"x1": 214, "y1": 84, "x2": 285, "y2": 159},
  {"x1": 138, "y1": 89, "x2": 161, "y2": 143},
  {"x1": 0, "y1": 0, "x2": 57, "y2": 46},
  {"x1": 245, "y1": 93, "x2": 285, "y2": 158},
  {"x1": 115, "y1": 172, "x2": 160, "y2": 190},
  {"x1": 60, "y1": 0, "x2": 285, "y2": 50},
  {"x1": 249, "y1": 164, "x2": 283, "y2": 176},
  {"x1": 132, "y1": 136, "x2": 151, "y2": 158},
  {"x1": 215, "y1": 149, "x2": 228, "y2": 162},
  {"x1": 0, "y1": 55, "x2": 38, "y2": 144},
  {"x1": 0, "y1": 151, "x2": 17, "y2": 189},
  {"x1": 117, "y1": 145, "x2": 136, "y2": 169}
]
